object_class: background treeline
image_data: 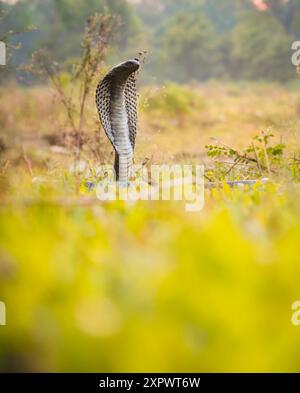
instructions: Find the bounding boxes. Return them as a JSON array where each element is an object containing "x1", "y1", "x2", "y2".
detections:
[{"x1": 0, "y1": 0, "x2": 300, "y2": 83}]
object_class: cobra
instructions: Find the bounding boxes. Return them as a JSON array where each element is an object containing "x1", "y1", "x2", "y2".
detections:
[{"x1": 96, "y1": 58, "x2": 140, "y2": 184}]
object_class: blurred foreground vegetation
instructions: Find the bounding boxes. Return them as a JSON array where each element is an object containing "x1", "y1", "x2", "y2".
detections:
[
  {"x1": 1, "y1": 180, "x2": 300, "y2": 372},
  {"x1": 0, "y1": 80, "x2": 300, "y2": 371}
]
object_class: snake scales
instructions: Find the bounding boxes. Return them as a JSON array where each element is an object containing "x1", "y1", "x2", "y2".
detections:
[{"x1": 96, "y1": 59, "x2": 140, "y2": 183}]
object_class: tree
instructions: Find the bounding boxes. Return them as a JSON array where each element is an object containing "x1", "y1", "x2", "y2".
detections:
[
  {"x1": 246, "y1": 0, "x2": 300, "y2": 37},
  {"x1": 201, "y1": 0, "x2": 246, "y2": 33},
  {"x1": 0, "y1": 0, "x2": 143, "y2": 80},
  {"x1": 231, "y1": 11, "x2": 294, "y2": 81},
  {"x1": 155, "y1": 12, "x2": 218, "y2": 82}
]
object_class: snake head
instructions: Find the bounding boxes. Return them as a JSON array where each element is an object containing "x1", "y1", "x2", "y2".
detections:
[{"x1": 109, "y1": 58, "x2": 140, "y2": 82}]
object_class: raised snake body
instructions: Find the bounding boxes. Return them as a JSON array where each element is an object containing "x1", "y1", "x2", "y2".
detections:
[{"x1": 96, "y1": 59, "x2": 139, "y2": 183}]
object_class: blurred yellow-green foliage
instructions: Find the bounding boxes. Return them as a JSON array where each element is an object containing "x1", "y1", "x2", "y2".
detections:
[
  {"x1": 142, "y1": 83, "x2": 205, "y2": 116},
  {"x1": 1, "y1": 181, "x2": 300, "y2": 372},
  {"x1": 1, "y1": 82, "x2": 300, "y2": 372}
]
